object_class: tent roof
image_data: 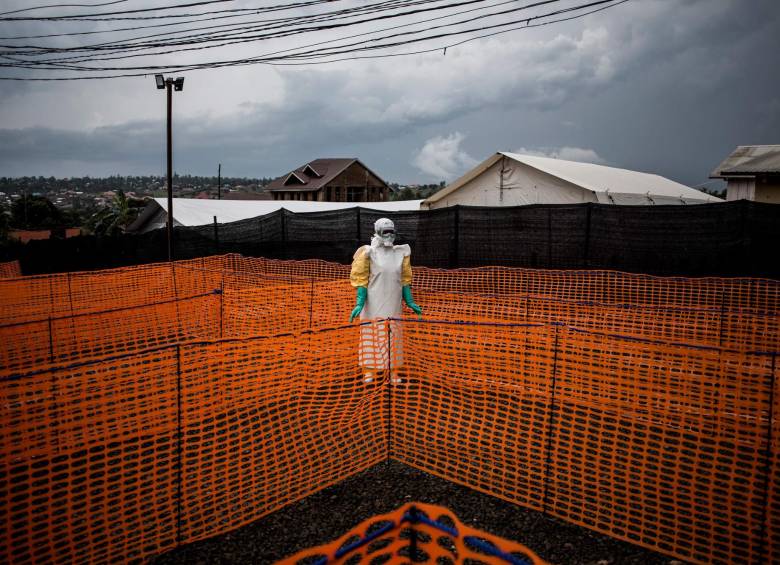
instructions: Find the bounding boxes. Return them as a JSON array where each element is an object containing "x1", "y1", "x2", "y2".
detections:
[
  {"x1": 129, "y1": 198, "x2": 424, "y2": 229},
  {"x1": 425, "y1": 152, "x2": 721, "y2": 205}
]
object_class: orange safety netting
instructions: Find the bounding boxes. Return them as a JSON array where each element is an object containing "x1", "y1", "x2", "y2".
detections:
[
  {"x1": 1, "y1": 254, "x2": 777, "y2": 379},
  {"x1": 0, "y1": 259, "x2": 21, "y2": 279},
  {"x1": 279, "y1": 502, "x2": 548, "y2": 564},
  {"x1": 1, "y1": 254, "x2": 779, "y2": 565}
]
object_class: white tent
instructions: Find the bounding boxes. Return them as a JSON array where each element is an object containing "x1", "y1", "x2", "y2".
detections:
[
  {"x1": 423, "y1": 152, "x2": 722, "y2": 208},
  {"x1": 128, "y1": 198, "x2": 424, "y2": 233}
]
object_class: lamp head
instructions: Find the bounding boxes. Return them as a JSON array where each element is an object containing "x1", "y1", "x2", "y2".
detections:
[
  {"x1": 154, "y1": 74, "x2": 165, "y2": 89},
  {"x1": 173, "y1": 77, "x2": 184, "y2": 91}
]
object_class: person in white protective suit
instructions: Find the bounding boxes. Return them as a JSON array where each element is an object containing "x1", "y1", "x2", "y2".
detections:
[{"x1": 349, "y1": 218, "x2": 422, "y2": 383}]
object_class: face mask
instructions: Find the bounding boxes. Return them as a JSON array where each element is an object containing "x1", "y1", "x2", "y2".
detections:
[{"x1": 378, "y1": 229, "x2": 395, "y2": 247}]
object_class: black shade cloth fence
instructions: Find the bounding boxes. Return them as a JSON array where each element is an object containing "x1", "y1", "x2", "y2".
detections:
[{"x1": 5, "y1": 200, "x2": 780, "y2": 277}]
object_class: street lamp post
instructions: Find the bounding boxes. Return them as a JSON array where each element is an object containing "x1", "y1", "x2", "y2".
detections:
[{"x1": 155, "y1": 74, "x2": 184, "y2": 262}]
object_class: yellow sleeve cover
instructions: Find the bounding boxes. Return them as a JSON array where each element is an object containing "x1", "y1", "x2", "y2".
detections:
[
  {"x1": 401, "y1": 256, "x2": 412, "y2": 286},
  {"x1": 350, "y1": 247, "x2": 370, "y2": 287}
]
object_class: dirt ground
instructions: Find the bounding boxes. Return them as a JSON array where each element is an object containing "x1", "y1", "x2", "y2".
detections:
[{"x1": 151, "y1": 459, "x2": 687, "y2": 565}]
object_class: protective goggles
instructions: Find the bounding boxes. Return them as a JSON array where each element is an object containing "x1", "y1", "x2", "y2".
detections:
[{"x1": 378, "y1": 228, "x2": 395, "y2": 237}]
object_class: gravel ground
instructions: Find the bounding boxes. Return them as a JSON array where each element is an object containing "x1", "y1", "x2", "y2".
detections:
[{"x1": 151, "y1": 459, "x2": 686, "y2": 565}]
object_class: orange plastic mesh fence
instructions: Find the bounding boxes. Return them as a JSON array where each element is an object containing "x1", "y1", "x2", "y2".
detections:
[
  {"x1": 2, "y1": 348, "x2": 181, "y2": 563},
  {"x1": 2, "y1": 255, "x2": 780, "y2": 565},
  {"x1": 0, "y1": 294, "x2": 221, "y2": 377},
  {"x1": 4, "y1": 274, "x2": 775, "y2": 379},
  {"x1": 394, "y1": 322, "x2": 778, "y2": 565},
  {"x1": 417, "y1": 290, "x2": 780, "y2": 352},
  {"x1": 547, "y1": 328, "x2": 773, "y2": 564},
  {"x1": 217, "y1": 254, "x2": 780, "y2": 351},
  {"x1": 0, "y1": 259, "x2": 21, "y2": 279},
  {"x1": 3, "y1": 324, "x2": 386, "y2": 564},
  {"x1": 279, "y1": 502, "x2": 549, "y2": 565},
  {"x1": 221, "y1": 254, "x2": 780, "y2": 311},
  {"x1": 2, "y1": 319, "x2": 778, "y2": 564},
  {"x1": 0, "y1": 256, "x2": 225, "y2": 326},
  {"x1": 178, "y1": 330, "x2": 386, "y2": 544}
]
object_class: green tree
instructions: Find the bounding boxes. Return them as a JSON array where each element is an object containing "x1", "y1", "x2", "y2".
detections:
[
  {"x1": 88, "y1": 190, "x2": 144, "y2": 236},
  {"x1": 390, "y1": 187, "x2": 420, "y2": 201},
  {"x1": 10, "y1": 195, "x2": 61, "y2": 229},
  {"x1": 60, "y1": 208, "x2": 86, "y2": 228}
]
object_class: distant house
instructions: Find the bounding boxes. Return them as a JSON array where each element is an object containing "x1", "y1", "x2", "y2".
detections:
[
  {"x1": 709, "y1": 145, "x2": 780, "y2": 203},
  {"x1": 422, "y1": 152, "x2": 721, "y2": 209},
  {"x1": 266, "y1": 158, "x2": 390, "y2": 202}
]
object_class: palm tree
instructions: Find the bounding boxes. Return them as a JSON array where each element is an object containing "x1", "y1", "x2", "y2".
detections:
[{"x1": 89, "y1": 190, "x2": 139, "y2": 236}]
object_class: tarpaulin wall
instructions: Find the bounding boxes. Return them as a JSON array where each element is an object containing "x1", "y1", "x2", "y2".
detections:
[
  {"x1": 2, "y1": 256, "x2": 779, "y2": 564},
  {"x1": 5, "y1": 200, "x2": 780, "y2": 278}
]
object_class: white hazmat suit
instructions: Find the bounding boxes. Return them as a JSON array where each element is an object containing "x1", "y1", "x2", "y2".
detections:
[{"x1": 349, "y1": 218, "x2": 421, "y2": 381}]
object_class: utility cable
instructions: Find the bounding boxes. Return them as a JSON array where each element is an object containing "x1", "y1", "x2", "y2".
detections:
[
  {"x1": 0, "y1": 0, "x2": 631, "y2": 79},
  {"x1": 0, "y1": 1, "x2": 128, "y2": 17}
]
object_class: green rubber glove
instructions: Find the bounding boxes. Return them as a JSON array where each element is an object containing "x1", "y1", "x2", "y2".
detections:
[
  {"x1": 402, "y1": 285, "x2": 422, "y2": 319},
  {"x1": 350, "y1": 286, "x2": 368, "y2": 322}
]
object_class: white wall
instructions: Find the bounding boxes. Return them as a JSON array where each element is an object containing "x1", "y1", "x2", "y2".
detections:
[
  {"x1": 428, "y1": 158, "x2": 595, "y2": 208},
  {"x1": 726, "y1": 179, "x2": 756, "y2": 201}
]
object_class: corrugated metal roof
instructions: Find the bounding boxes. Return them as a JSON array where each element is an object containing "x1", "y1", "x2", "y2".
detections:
[
  {"x1": 129, "y1": 198, "x2": 424, "y2": 229},
  {"x1": 710, "y1": 145, "x2": 780, "y2": 177}
]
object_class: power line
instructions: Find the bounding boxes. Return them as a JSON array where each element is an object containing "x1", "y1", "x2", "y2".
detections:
[
  {"x1": 3, "y1": 0, "x2": 497, "y2": 61},
  {"x1": 0, "y1": 0, "x2": 429, "y2": 52},
  {"x1": 0, "y1": 0, "x2": 623, "y2": 73},
  {"x1": 0, "y1": 1, "x2": 334, "y2": 22},
  {"x1": 0, "y1": 1, "x2": 128, "y2": 18},
  {"x1": 0, "y1": 2, "x2": 337, "y2": 41},
  {"x1": 272, "y1": 0, "x2": 630, "y2": 64},
  {"x1": 0, "y1": 0, "x2": 632, "y2": 79},
  {"x1": 0, "y1": 1, "x2": 240, "y2": 20}
]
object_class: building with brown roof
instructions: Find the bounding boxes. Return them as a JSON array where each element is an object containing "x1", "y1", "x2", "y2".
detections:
[{"x1": 267, "y1": 158, "x2": 390, "y2": 202}]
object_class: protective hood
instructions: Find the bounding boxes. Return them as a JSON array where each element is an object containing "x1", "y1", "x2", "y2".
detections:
[{"x1": 371, "y1": 217, "x2": 396, "y2": 248}]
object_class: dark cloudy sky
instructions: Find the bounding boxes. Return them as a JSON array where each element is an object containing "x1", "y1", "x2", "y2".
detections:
[{"x1": 0, "y1": 0, "x2": 778, "y2": 186}]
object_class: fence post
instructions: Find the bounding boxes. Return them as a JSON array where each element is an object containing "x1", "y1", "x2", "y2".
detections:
[
  {"x1": 741, "y1": 200, "x2": 750, "y2": 275},
  {"x1": 386, "y1": 319, "x2": 393, "y2": 461},
  {"x1": 219, "y1": 274, "x2": 224, "y2": 340},
  {"x1": 759, "y1": 352, "x2": 776, "y2": 564},
  {"x1": 308, "y1": 277, "x2": 315, "y2": 330},
  {"x1": 48, "y1": 276, "x2": 56, "y2": 320},
  {"x1": 542, "y1": 323, "x2": 561, "y2": 515},
  {"x1": 356, "y1": 207, "x2": 362, "y2": 246},
  {"x1": 718, "y1": 285, "x2": 726, "y2": 347},
  {"x1": 48, "y1": 316, "x2": 54, "y2": 363},
  {"x1": 583, "y1": 203, "x2": 592, "y2": 268},
  {"x1": 280, "y1": 209, "x2": 287, "y2": 260},
  {"x1": 213, "y1": 216, "x2": 219, "y2": 255},
  {"x1": 450, "y1": 206, "x2": 460, "y2": 268},
  {"x1": 66, "y1": 272, "x2": 75, "y2": 317},
  {"x1": 176, "y1": 344, "x2": 183, "y2": 546},
  {"x1": 547, "y1": 207, "x2": 553, "y2": 268}
]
